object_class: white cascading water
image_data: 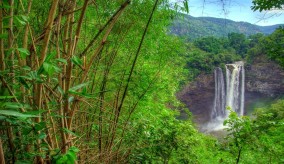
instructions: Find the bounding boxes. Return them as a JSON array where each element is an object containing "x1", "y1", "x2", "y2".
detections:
[
  {"x1": 225, "y1": 61, "x2": 245, "y2": 116},
  {"x1": 211, "y1": 67, "x2": 226, "y2": 119},
  {"x1": 206, "y1": 61, "x2": 245, "y2": 132}
]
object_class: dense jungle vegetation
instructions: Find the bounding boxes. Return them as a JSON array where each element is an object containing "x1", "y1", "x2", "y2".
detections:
[{"x1": 0, "y1": 0, "x2": 283, "y2": 163}]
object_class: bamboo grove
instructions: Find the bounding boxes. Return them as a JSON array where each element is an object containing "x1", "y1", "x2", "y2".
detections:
[{"x1": 0, "y1": 0, "x2": 188, "y2": 163}]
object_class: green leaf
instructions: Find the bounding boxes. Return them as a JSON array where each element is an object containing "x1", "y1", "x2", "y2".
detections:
[
  {"x1": 56, "y1": 155, "x2": 68, "y2": 164},
  {"x1": 17, "y1": 48, "x2": 30, "y2": 59},
  {"x1": 68, "y1": 96, "x2": 74, "y2": 103},
  {"x1": 20, "y1": 15, "x2": 29, "y2": 22},
  {"x1": 18, "y1": 76, "x2": 30, "y2": 88},
  {"x1": 0, "y1": 110, "x2": 38, "y2": 118},
  {"x1": 35, "y1": 122, "x2": 46, "y2": 131},
  {"x1": 2, "y1": 102, "x2": 31, "y2": 110},
  {"x1": 66, "y1": 151, "x2": 76, "y2": 163},
  {"x1": 71, "y1": 56, "x2": 83, "y2": 66},
  {"x1": 57, "y1": 86, "x2": 64, "y2": 95},
  {"x1": 38, "y1": 132, "x2": 47, "y2": 139},
  {"x1": 0, "y1": 96, "x2": 16, "y2": 99},
  {"x1": 45, "y1": 52, "x2": 56, "y2": 62},
  {"x1": 15, "y1": 16, "x2": 26, "y2": 25},
  {"x1": 68, "y1": 82, "x2": 89, "y2": 93},
  {"x1": 0, "y1": 33, "x2": 8, "y2": 39},
  {"x1": 0, "y1": 3, "x2": 11, "y2": 9},
  {"x1": 183, "y1": 0, "x2": 189, "y2": 13},
  {"x1": 43, "y1": 62, "x2": 55, "y2": 76},
  {"x1": 56, "y1": 58, "x2": 67, "y2": 65},
  {"x1": 22, "y1": 66, "x2": 31, "y2": 71},
  {"x1": 0, "y1": 116, "x2": 6, "y2": 120},
  {"x1": 63, "y1": 128, "x2": 78, "y2": 137},
  {"x1": 69, "y1": 146, "x2": 80, "y2": 153}
]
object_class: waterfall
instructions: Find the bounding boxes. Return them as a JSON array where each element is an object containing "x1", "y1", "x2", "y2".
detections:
[
  {"x1": 225, "y1": 61, "x2": 245, "y2": 116},
  {"x1": 211, "y1": 67, "x2": 226, "y2": 119},
  {"x1": 240, "y1": 64, "x2": 245, "y2": 116},
  {"x1": 211, "y1": 61, "x2": 245, "y2": 121}
]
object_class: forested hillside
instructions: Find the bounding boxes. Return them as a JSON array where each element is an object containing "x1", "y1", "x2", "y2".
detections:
[
  {"x1": 170, "y1": 14, "x2": 283, "y2": 40},
  {"x1": 0, "y1": 0, "x2": 283, "y2": 163}
]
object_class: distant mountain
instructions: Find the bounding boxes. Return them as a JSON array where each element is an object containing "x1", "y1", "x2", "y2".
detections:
[{"x1": 170, "y1": 14, "x2": 283, "y2": 40}]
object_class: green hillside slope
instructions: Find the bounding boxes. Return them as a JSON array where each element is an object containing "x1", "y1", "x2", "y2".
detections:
[{"x1": 170, "y1": 14, "x2": 283, "y2": 40}]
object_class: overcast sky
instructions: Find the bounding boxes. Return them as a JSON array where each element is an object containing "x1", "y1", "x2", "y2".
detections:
[{"x1": 175, "y1": 0, "x2": 284, "y2": 26}]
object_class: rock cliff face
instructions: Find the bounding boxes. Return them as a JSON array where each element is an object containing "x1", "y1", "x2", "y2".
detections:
[
  {"x1": 177, "y1": 56, "x2": 284, "y2": 124},
  {"x1": 177, "y1": 74, "x2": 214, "y2": 124},
  {"x1": 246, "y1": 56, "x2": 284, "y2": 96}
]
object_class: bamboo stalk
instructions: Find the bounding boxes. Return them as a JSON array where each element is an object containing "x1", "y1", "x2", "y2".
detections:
[
  {"x1": 64, "y1": 0, "x2": 75, "y2": 114},
  {"x1": 0, "y1": 2, "x2": 5, "y2": 72},
  {"x1": 39, "y1": 0, "x2": 59, "y2": 66},
  {"x1": 62, "y1": 0, "x2": 77, "y2": 152},
  {"x1": 0, "y1": 138, "x2": 5, "y2": 164},
  {"x1": 65, "y1": 1, "x2": 130, "y2": 145},
  {"x1": 8, "y1": 0, "x2": 14, "y2": 79}
]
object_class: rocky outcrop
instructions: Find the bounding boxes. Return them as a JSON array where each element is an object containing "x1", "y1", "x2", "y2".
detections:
[
  {"x1": 246, "y1": 56, "x2": 284, "y2": 96},
  {"x1": 177, "y1": 56, "x2": 284, "y2": 124},
  {"x1": 177, "y1": 74, "x2": 215, "y2": 124}
]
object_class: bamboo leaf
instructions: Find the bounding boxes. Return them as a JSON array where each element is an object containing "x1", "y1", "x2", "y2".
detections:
[
  {"x1": 57, "y1": 86, "x2": 64, "y2": 95},
  {"x1": 68, "y1": 82, "x2": 89, "y2": 93},
  {"x1": 183, "y1": 0, "x2": 189, "y2": 13},
  {"x1": 0, "y1": 110, "x2": 38, "y2": 118},
  {"x1": 43, "y1": 62, "x2": 55, "y2": 76},
  {"x1": 2, "y1": 102, "x2": 31, "y2": 109},
  {"x1": 18, "y1": 76, "x2": 30, "y2": 88},
  {"x1": 20, "y1": 15, "x2": 29, "y2": 22},
  {"x1": 15, "y1": 16, "x2": 26, "y2": 25},
  {"x1": 45, "y1": 52, "x2": 56, "y2": 62},
  {"x1": 71, "y1": 56, "x2": 83, "y2": 66},
  {"x1": 56, "y1": 58, "x2": 67, "y2": 65},
  {"x1": 17, "y1": 48, "x2": 30, "y2": 59},
  {"x1": 63, "y1": 128, "x2": 78, "y2": 137},
  {"x1": 38, "y1": 133, "x2": 47, "y2": 139},
  {"x1": 0, "y1": 116, "x2": 6, "y2": 120},
  {"x1": 0, "y1": 96, "x2": 16, "y2": 99}
]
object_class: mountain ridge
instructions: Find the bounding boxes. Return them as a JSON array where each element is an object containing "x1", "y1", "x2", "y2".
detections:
[{"x1": 170, "y1": 14, "x2": 283, "y2": 40}]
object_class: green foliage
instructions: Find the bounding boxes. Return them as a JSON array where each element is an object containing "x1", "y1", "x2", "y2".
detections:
[
  {"x1": 0, "y1": 0, "x2": 194, "y2": 163},
  {"x1": 252, "y1": 0, "x2": 284, "y2": 11},
  {"x1": 194, "y1": 37, "x2": 224, "y2": 54},
  {"x1": 261, "y1": 27, "x2": 284, "y2": 67},
  {"x1": 0, "y1": 110, "x2": 37, "y2": 118},
  {"x1": 221, "y1": 100, "x2": 284, "y2": 163},
  {"x1": 127, "y1": 110, "x2": 221, "y2": 163},
  {"x1": 224, "y1": 109, "x2": 252, "y2": 163},
  {"x1": 1, "y1": 0, "x2": 283, "y2": 163},
  {"x1": 185, "y1": 37, "x2": 241, "y2": 77},
  {"x1": 228, "y1": 33, "x2": 249, "y2": 58},
  {"x1": 251, "y1": 100, "x2": 284, "y2": 162},
  {"x1": 52, "y1": 146, "x2": 80, "y2": 164}
]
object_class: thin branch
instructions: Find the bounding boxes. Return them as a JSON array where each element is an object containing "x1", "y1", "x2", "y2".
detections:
[
  {"x1": 117, "y1": 0, "x2": 159, "y2": 122},
  {"x1": 79, "y1": 0, "x2": 131, "y2": 58}
]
